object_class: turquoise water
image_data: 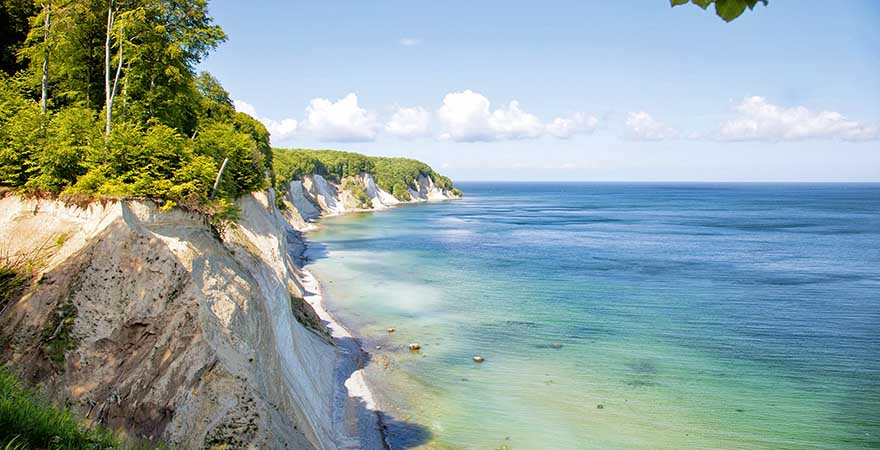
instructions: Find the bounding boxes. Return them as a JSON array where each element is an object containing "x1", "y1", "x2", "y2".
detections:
[{"x1": 305, "y1": 183, "x2": 880, "y2": 450}]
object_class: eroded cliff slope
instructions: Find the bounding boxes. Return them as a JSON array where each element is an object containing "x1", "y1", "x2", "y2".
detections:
[{"x1": 0, "y1": 192, "x2": 383, "y2": 450}]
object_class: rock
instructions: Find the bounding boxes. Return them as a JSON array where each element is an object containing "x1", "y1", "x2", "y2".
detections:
[
  {"x1": 472, "y1": 356, "x2": 485, "y2": 363},
  {"x1": 375, "y1": 346, "x2": 381, "y2": 350},
  {"x1": 550, "y1": 343, "x2": 563, "y2": 349},
  {"x1": 408, "y1": 343, "x2": 421, "y2": 351},
  {"x1": 597, "y1": 404, "x2": 604, "y2": 409},
  {"x1": 387, "y1": 327, "x2": 395, "y2": 333}
]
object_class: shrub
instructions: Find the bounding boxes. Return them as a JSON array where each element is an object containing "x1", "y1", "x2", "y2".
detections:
[{"x1": 25, "y1": 108, "x2": 99, "y2": 193}]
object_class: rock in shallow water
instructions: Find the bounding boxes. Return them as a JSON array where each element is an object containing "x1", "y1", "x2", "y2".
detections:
[
  {"x1": 408, "y1": 343, "x2": 421, "y2": 351},
  {"x1": 472, "y1": 356, "x2": 485, "y2": 363}
]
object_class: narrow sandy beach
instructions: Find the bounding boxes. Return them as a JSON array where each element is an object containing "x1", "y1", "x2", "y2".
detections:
[{"x1": 298, "y1": 267, "x2": 389, "y2": 450}]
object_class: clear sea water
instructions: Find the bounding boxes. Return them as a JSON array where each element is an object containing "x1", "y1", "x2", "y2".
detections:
[{"x1": 304, "y1": 183, "x2": 880, "y2": 450}]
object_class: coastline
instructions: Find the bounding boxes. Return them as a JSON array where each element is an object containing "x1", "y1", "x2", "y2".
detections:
[{"x1": 297, "y1": 266, "x2": 390, "y2": 449}]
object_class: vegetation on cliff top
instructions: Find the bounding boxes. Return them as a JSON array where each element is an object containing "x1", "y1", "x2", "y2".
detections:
[
  {"x1": 0, "y1": 0, "x2": 269, "y2": 219},
  {"x1": 273, "y1": 148, "x2": 460, "y2": 201}
]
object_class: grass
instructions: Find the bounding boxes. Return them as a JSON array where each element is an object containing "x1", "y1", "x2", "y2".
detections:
[
  {"x1": 0, "y1": 253, "x2": 35, "y2": 315},
  {"x1": 0, "y1": 367, "x2": 158, "y2": 450}
]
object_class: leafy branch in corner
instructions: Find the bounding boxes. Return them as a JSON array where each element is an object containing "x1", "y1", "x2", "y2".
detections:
[{"x1": 671, "y1": 0, "x2": 768, "y2": 22}]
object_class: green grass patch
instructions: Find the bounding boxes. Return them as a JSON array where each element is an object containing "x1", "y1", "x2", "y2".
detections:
[{"x1": 0, "y1": 367, "x2": 159, "y2": 449}]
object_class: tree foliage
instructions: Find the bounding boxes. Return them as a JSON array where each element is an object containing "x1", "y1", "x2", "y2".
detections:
[
  {"x1": 0, "y1": 0, "x2": 268, "y2": 220},
  {"x1": 671, "y1": 0, "x2": 768, "y2": 22}
]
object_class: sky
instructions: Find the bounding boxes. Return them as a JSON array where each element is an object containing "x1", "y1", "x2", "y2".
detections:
[{"x1": 199, "y1": 0, "x2": 880, "y2": 182}]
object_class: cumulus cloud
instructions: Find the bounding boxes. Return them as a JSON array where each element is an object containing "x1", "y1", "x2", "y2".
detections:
[
  {"x1": 624, "y1": 111, "x2": 679, "y2": 141},
  {"x1": 489, "y1": 100, "x2": 545, "y2": 139},
  {"x1": 385, "y1": 106, "x2": 431, "y2": 139},
  {"x1": 717, "y1": 96, "x2": 878, "y2": 142},
  {"x1": 436, "y1": 90, "x2": 595, "y2": 142},
  {"x1": 400, "y1": 38, "x2": 420, "y2": 46},
  {"x1": 302, "y1": 93, "x2": 380, "y2": 142},
  {"x1": 546, "y1": 113, "x2": 599, "y2": 139},
  {"x1": 233, "y1": 99, "x2": 299, "y2": 143},
  {"x1": 237, "y1": 91, "x2": 606, "y2": 143}
]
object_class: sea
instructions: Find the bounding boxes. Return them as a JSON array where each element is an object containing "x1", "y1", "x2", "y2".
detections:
[{"x1": 304, "y1": 182, "x2": 880, "y2": 450}]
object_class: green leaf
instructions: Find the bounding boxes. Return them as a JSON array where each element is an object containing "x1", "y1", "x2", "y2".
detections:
[
  {"x1": 670, "y1": 0, "x2": 689, "y2": 6},
  {"x1": 692, "y1": 0, "x2": 713, "y2": 9},
  {"x1": 715, "y1": 0, "x2": 747, "y2": 22}
]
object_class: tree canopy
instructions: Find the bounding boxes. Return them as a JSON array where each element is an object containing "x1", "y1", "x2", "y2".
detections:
[{"x1": 0, "y1": 0, "x2": 269, "y2": 221}]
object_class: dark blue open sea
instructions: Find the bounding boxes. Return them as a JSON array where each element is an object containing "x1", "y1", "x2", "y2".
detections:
[{"x1": 306, "y1": 183, "x2": 880, "y2": 450}]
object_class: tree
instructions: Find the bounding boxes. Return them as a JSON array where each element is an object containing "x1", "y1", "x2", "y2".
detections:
[
  {"x1": 121, "y1": 0, "x2": 226, "y2": 135},
  {"x1": 671, "y1": 0, "x2": 767, "y2": 22},
  {"x1": 0, "y1": 0, "x2": 35, "y2": 75},
  {"x1": 196, "y1": 71, "x2": 234, "y2": 123},
  {"x1": 19, "y1": 0, "x2": 75, "y2": 115}
]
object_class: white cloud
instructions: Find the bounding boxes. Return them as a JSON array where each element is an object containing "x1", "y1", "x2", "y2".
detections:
[
  {"x1": 237, "y1": 91, "x2": 607, "y2": 144},
  {"x1": 717, "y1": 96, "x2": 878, "y2": 142},
  {"x1": 436, "y1": 90, "x2": 494, "y2": 142},
  {"x1": 624, "y1": 111, "x2": 679, "y2": 141},
  {"x1": 303, "y1": 93, "x2": 380, "y2": 142},
  {"x1": 436, "y1": 90, "x2": 593, "y2": 142},
  {"x1": 546, "y1": 113, "x2": 599, "y2": 138},
  {"x1": 489, "y1": 100, "x2": 545, "y2": 139},
  {"x1": 233, "y1": 99, "x2": 299, "y2": 143},
  {"x1": 233, "y1": 99, "x2": 258, "y2": 117},
  {"x1": 400, "y1": 38, "x2": 421, "y2": 46},
  {"x1": 385, "y1": 106, "x2": 431, "y2": 139}
]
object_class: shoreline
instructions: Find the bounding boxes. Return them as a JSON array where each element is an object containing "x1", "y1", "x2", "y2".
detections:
[
  {"x1": 292, "y1": 197, "x2": 459, "y2": 450},
  {"x1": 298, "y1": 262, "x2": 392, "y2": 450}
]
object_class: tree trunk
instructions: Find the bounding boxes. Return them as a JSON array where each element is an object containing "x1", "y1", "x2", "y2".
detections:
[
  {"x1": 40, "y1": 2, "x2": 50, "y2": 115},
  {"x1": 104, "y1": 0, "x2": 123, "y2": 137},
  {"x1": 211, "y1": 158, "x2": 229, "y2": 200},
  {"x1": 104, "y1": 0, "x2": 113, "y2": 136}
]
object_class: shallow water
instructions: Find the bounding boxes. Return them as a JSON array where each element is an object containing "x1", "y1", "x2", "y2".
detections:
[{"x1": 305, "y1": 183, "x2": 880, "y2": 450}]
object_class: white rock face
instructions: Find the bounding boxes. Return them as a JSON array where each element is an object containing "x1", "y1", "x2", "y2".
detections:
[
  {"x1": 289, "y1": 180, "x2": 321, "y2": 221},
  {"x1": 0, "y1": 194, "x2": 384, "y2": 450},
  {"x1": 362, "y1": 173, "x2": 398, "y2": 209},
  {"x1": 303, "y1": 174, "x2": 343, "y2": 215},
  {"x1": 281, "y1": 172, "x2": 457, "y2": 224}
]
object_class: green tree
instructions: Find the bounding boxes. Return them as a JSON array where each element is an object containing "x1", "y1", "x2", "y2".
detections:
[
  {"x1": 117, "y1": 0, "x2": 226, "y2": 136},
  {"x1": 0, "y1": 0, "x2": 36, "y2": 74},
  {"x1": 26, "y1": 106, "x2": 99, "y2": 192},
  {"x1": 18, "y1": 0, "x2": 77, "y2": 115},
  {"x1": 192, "y1": 122, "x2": 265, "y2": 198},
  {"x1": 196, "y1": 71, "x2": 234, "y2": 123},
  {"x1": 0, "y1": 75, "x2": 41, "y2": 186},
  {"x1": 671, "y1": 0, "x2": 767, "y2": 22}
]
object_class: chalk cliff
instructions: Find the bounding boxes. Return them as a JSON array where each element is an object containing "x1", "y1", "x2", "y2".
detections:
[{"x1": 0, "y1": 192, "x2": 386, "y2": 450}]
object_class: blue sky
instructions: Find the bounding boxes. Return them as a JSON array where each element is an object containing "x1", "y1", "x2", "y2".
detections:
[{"x1": 200, "y1": 0, "x2": 880, "y2": 181}]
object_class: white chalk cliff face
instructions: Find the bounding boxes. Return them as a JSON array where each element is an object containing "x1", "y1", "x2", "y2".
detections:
[
  {"x1": 0, "y1": 193, "x2": 385, "y2": 450},
  {"x1": 284, "y1": 172, "x2": 459, "y2": 221}
]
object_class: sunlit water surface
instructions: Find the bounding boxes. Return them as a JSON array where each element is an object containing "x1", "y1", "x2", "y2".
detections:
[{"x1": 305, "y1": 183, "x2": 880, "y2": 450}]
